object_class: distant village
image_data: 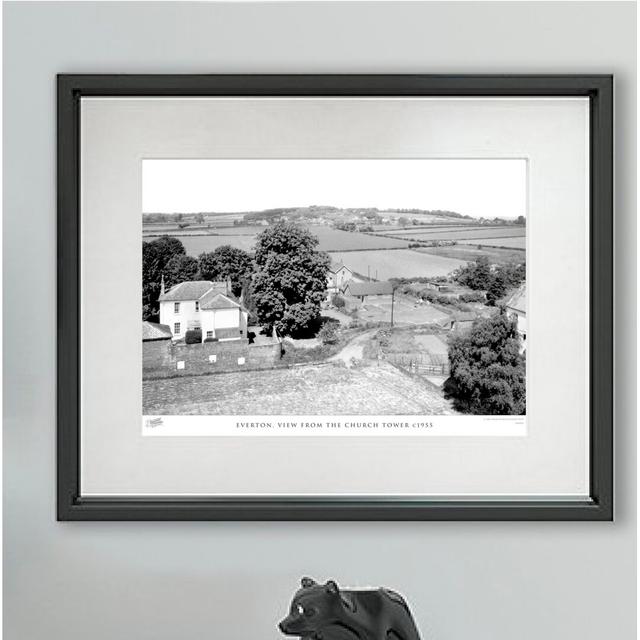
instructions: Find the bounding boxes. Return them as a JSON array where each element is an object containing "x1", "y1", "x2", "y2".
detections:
[{"x1": 143, "y1": 204, "x2": 526, "y2": 230}]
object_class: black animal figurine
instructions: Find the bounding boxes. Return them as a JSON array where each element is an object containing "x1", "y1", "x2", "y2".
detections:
[{"x1": 278, "y1": 577, "x2": 422, "y2": 640}]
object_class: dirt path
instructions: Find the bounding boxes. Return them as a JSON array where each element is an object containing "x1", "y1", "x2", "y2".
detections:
[{"x1": 329, "y1": 330, "x2": 376, "y2": 367}]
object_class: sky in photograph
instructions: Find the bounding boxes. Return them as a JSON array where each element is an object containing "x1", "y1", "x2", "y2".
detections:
[{"x1": 142, "y1": 159, "x2": 527, "y2": 219}]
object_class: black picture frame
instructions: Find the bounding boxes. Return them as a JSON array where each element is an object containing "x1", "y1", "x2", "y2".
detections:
[{"x1": 57, "y1": 74, "x2": 613, "y2": 521}]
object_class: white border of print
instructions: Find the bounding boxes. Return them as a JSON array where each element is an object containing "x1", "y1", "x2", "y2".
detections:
[
  {"x1": 81, "y1": 97, "x2": 588, "y2": 497},
  {"x1": 143, "y1": 415, "x2": 527, "y2": 437}
]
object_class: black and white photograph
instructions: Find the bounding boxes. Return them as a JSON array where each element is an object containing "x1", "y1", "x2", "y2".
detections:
[{"x1": 142, "y1": 159, "x2": 527, "y2": 435}]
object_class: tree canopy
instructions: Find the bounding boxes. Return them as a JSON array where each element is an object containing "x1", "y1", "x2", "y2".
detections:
[
  {"x1": 198, "y1": 245, "x2": 254, "y2": 297},
  {"x1": 454, "y1": 257, "x2": 525, "y2": 306},
  {"x1": 142, "y1": 235, "x2": 186, "y2": 320},
  {"x1": 252, "y1": 222, "x2": 330, "y2": 337},
  {"x1": 446, "y1": 313, "x2": 526, "y2": 415},
  {"x1": 485, "y1": 271, "x2": 508, "y2": 306},
  {"x1": 454, "y1": 256, "x2": 492, "y2": 290},
  {"x1": 164, "y1": 254, "x2": 200, "y2": 289}
]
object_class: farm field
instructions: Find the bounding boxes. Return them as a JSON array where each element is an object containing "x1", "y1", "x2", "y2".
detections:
[
  {"x1": 143, "y1": 233, "x2": 258, "y2": 254},
  {"x1": 329, "y1": 249, "x2": 465, "y2": 280},
  {"x1": 416, "y1": 245, "x2": 525, "y2": 265},
  {"x1": 376, "y1": 226, "x2": 526, "y2": 241},
  {"x1": 354, "y1": 295, "x2": 451, "y2": 326},
  {"x1": 144, "y1": 225, "x2": 410, "y2": 256},
  {"x1": 142, "y1": 226, "x2": 256, "y2": 237},
  {"x1": 143, "y1": 361, "x2": 457, "y2": 415},
  {"x1": 304, "y1": 226, "x2": 408, "y2": 251},
  {"x1": 459, "y1": 236, "x2": 526, "y2": 249},
  {"x1": 378, "y1": 212, "x2": 479, "y2": 225},
  {"x1": 371, "y1": 225, "x2": 486, "y2": 235}
]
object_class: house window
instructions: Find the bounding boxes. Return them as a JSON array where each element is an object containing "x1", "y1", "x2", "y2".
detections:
[
  {"x1": 174, "y1": 302, "x2": 180, "y2": 313},
  {"x1": 206, "y1": 331, "x2": 213, "y2": 338},
  {"x1": 195, "y1": 301, "x2": 199, "y2": 311},
  {"x1": 174, "y1": 322, "x2": 181, "y2": 334}
]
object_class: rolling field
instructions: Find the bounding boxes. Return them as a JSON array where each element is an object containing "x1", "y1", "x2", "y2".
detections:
[
  {"x1": 144, "y1": 233, "x2": 258, "y2": 254},
  {"x1": 329, "y1": 249, "x2": 466, "y2": 280},
  {"x1": 416, "y1": 245, "x2": 524, "y2": 265},
  {"x1": 372, "y1": 225, "x2": 486, "y2": 235},
  {"x1": 304, "y1": 226, "x2": 408, "y2": 251},
  {"x1": 459, "y1": 236, "x2": 526, "y2": 249},
  {"x1": 377, "y1": 226, "x2": 526, "y2": 241},
  {"x1": 144, "y1": 225, "x2": 410, "y2": 256},
  {"x1": 378, "y1": 212, "x2": 479, "y2": 225}
]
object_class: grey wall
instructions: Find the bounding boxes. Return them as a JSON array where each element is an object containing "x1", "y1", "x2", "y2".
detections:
[{"x1": 3, "y1": 2, "x2": 636, "y2": 639}]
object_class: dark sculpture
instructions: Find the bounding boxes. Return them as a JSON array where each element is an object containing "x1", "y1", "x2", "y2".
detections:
[{"x1": 278, "y1": 577, "x2": 422, "y2": 640}]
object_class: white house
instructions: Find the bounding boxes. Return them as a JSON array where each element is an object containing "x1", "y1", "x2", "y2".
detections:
[
  {"x1": 505, "y1": 284, "x2": 526, "y2": 349},
  {"x1": 158, "y1": 279, "x2": 249, "y2": 342},
  {"x1": 327, "y1": 260, "x2": 353, "y2": 294}
]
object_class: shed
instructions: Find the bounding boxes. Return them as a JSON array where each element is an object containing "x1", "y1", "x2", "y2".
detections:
[{"x1": 344, "y1": 280, "x2": 394, "y2": 301}]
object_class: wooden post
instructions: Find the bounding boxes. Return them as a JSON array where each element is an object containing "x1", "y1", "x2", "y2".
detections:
[{"x1": 390, "y1": 286, "x2": 395, "y2": 327}]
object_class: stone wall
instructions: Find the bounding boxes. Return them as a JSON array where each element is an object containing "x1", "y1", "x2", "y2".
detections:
[{"x1": 143, "y1": 338, "x2": 283, "y2": 378}]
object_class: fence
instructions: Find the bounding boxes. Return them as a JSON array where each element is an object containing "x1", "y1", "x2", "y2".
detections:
[{"x1": 386, "y1": 353, "x2": 450, "y2": 377}]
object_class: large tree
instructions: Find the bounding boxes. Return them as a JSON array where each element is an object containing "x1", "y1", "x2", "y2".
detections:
[
  {"x1": 142, "y1": 235, "x2": 186, "y2": 320},
  {"x1": 485, "y1": 271, "x2": 508, "y2": 306},
  {"x1": 198, "y1": 245, "x2": 254, "y2": 296},
  {"x1": 446, "y1": 312, "x2": 526, "y2": 415},
  {"x1": 252, "y1": 222, "x2": 330, "y2": 337},
  {"x1": 454, "y1": 255, "x2": 492, "y2": 290},
  {"x1": 164, "y1": 254, "x2": 200, "y2": 288}
]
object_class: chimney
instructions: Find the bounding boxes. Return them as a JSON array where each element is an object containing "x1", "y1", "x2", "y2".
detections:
[{"x1": 160, "y1": 274, "x2": 165, "y2": 296}]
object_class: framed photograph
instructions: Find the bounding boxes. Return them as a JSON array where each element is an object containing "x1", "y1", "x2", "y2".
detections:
[{"x1": 58, "y1": 75, "x2": 612, "y2": 520}]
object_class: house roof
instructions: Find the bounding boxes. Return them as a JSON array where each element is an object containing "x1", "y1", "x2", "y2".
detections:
[
  {"x1": 158, "y1": 280, "x2": 228, "y2": 302},
  {"x1": 199, "y1": 291, "x2": 247, "y2": 311},
  {"x1": 142, "y1": 321, "x2": 172, "y2": 341},
  {"x1": 505, "y1": 284, "x2": 526, "y2": 315},
  {"x1": 329, "y1": 260, "x2": 352, "y2": 274},
  {"x1": 345, "y1": 280, "x2": 394, "y2": 296}
]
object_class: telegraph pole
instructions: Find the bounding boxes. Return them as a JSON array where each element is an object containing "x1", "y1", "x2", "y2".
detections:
[{"x1": 390, "y1": 286, "x2": 395, "y2": 327}]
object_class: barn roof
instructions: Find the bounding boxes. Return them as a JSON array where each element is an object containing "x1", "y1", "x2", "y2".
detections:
[
  {"x1": 158, "y1": 280, "x2": 228, "y2": 302},
  {"x1": 505, "y1": 284, "x2": 526, "y2": 314},
  {"x1": 344, "y1": 280, "x2": 394, "y2": 296},
  {"x1": 142, "y1": 321, "x2": 172, "y2": 341}
]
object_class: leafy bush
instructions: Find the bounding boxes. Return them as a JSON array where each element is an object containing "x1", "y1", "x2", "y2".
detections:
[
  {"x1": 185, "y1": 329, "x2": 202, "y2": 344},
  {"x1": 446, "y1": 313, "x2": 525, "y2": 415},
  {"x1": 454, "y1": 256, "x2": 492, "y2": 290},
  {"x1": 204, "y1": 337, "x2": 219, "y2": 343},
  {"x1": 318, "y1": 322, "x2": 339, "y2": 345},
  {"x1": 331, "y1": 294, "x2": 346, "y2": 309}
]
